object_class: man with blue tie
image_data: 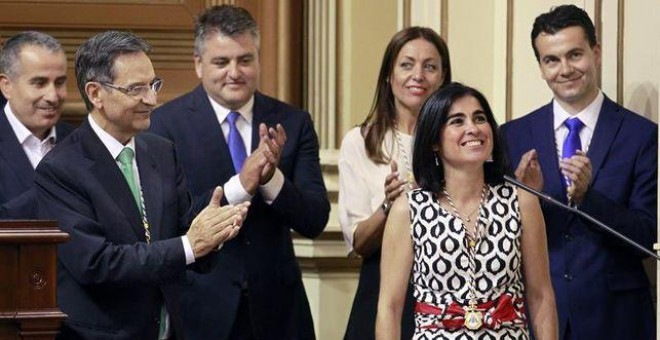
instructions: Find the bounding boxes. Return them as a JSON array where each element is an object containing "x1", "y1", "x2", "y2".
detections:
[
  {"x1": 0, "y1": 31, "x2": 73, "y2": 218},
  {"x1": 36, "y1": 31, "x2": 249, "y2": 339},
  {"x1": 150, "y1": 4, "x2": 330, "y2": 339},
  {"x1": 501, "y1": 5, "x2": 657, "y2": 340}
]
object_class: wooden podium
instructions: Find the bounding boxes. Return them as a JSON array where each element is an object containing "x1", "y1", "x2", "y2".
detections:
[{"x1": 0, "y1": 221, "x2": 69, "y2": 339}]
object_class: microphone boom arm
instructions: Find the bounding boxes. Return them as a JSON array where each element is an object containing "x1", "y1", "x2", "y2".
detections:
[{"x1": 503, "y1": 175, "x2": 660, "y2": 261}]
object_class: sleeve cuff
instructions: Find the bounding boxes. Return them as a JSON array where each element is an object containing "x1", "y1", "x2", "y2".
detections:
[
  {"x1": 181, "y1": 235, "x2": 195, "y2": 265},
  {"x1": 259, "y1": 169, "x2": 284, "y2": 204},
  {"x1": 225, "y1": 174, "x2": 253, "y2": 205}
]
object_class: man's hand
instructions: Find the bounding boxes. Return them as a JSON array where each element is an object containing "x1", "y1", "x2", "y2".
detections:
[
  {"x1": 238, "y1": 141, "x2": 269, "y2": 195},
  {"x1": 186, "y1": 186, "x2": 249, "y2": 258},
  {"x1": 515, "y1": 149, "x2": 543, "y2": 191},
  {"x1": 561, "y1": 150, "x2": 592, "y2": 204},
  {"x1": 259, "y1": 123, "x2": 287, "y2": 185}
]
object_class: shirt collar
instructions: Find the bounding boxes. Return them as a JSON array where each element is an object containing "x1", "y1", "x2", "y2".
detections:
[
  {"x1": 88, "y1": 114, "x2": 136, "y2": 160},
  {"x1": 208, "y1": 95, "x2": 255, "y2": 125},
  {"x1": 4, "y1": 102, "x2": 58, "y2": 144},
  {"x1": 553, "y1": 91, "x2": 604, "y2": 131}
]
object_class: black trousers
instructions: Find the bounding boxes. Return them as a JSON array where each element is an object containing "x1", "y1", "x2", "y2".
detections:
[{"x1": 228, "y1": 290, "x2": 258, "y2": 340}]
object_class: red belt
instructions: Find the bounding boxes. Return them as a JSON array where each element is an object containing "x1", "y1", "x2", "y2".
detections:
[{"x1": 415, "y1": 294, "x2": 526, "y2": 330}]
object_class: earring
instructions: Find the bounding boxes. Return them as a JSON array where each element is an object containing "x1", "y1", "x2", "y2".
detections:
[
  {"x1": 434, "y1": 152, "x2": 440, "y2": 166},
  {"x1": 485, "y1": 153, "x2": 493, "y2": 163}
]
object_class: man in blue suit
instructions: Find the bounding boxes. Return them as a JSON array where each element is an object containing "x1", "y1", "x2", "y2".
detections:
[
  {"x1": 150, "y1": 5, "x2": 330, "y2": 340},
  {"x1": 501, "y1": 5, "x2": 657, "y2": 340},
  {"x1": 0, "y1": 31, "x2": 73, "y2": 218},
  {"x1": 36, "y1": 31, "x2": 248, "y2": 339}
]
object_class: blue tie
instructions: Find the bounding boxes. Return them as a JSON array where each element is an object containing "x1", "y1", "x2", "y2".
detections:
[
  {"x1": 562, "y1": 118, "x2": 584, "y2": 159},
  {"x1": 227, "y1": 111, "x2": 247, "y2": 172},
  {"x1": 562, "y1": 118, "x2": 584, "y2": 188}
]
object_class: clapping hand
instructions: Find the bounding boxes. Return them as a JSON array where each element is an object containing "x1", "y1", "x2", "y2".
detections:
[
  {"x1": 383, "y1": 161, "x2": 408, "y2": 210},
  {"x1": 560, "y1": 150, "x2": 591, "y2": 204},
  {"x1": 186, "y1": 186, "x2": 250, "y2": 258},
  {"x1": 515, "y1": 149, "x2": 543, "y2": 191}
]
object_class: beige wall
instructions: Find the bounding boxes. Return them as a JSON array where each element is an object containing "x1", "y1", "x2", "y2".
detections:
[
  {"x1": 335, "y1": 1, "x2": 660, "y2": 133},
  {"x1": 338, "y1": 0, "x2": 399, "y2": 139}
]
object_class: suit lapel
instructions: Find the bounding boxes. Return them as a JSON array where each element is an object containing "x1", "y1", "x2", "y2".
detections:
[
  {"x1": 80, "y1": 121, "x2": 146, "y2": 241},
  {"x1": 252, "y1": 93, "x2": 269, "y2": 152},
  {"x1": 190, "y1": 86, "x2": 237, "y2": 177},
  {"x1": 587, "y1": 96, "x2": 623, "y2": 182},
  {"x1": 532, "y1": 103, "x2": 567, "y2": 200},
  {"x1": 136, "y1": 137, "x2": 163, "y2": 241},
  {"x1": 0, "y1": 112, "x2": 36, "y2": 189},
  {"x1": 252, "y1": 92, "x2": 283, "y2": 151}
]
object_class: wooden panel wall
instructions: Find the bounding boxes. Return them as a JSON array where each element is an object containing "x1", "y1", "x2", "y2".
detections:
[{"x1": 0, "y1": 0, "x2": 303, "y2": 126}]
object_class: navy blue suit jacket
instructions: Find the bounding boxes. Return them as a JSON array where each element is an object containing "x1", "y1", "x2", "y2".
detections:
[
  {"x1": 36, "y1": 120, "x2": 194, "y2": 340},
  {"x1": 0, "y1": 110, "x2": 73, "y2": 218},
  {"x1": 501, "y1": 96, "x2": 657, "y2": 339},
  {"x1": 150, "y1": 87, "x2": 330, "y2": 340}
]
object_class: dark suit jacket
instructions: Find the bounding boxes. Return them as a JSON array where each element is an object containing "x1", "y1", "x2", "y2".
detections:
[
  {"x1": 150, "y1": 86, "x2": 330, "y2": 340},
  {"x1": 500, "y1": 96, "x2": 657, "y2": 339},
  {"x1": 0, "y1": 111, "x2": 73, "y2": 218},
  {"x1": 36, "y1": 120, "x2": 194, "y2": 340}
]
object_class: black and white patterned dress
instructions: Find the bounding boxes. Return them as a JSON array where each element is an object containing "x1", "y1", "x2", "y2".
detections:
[{"x1": 408, "y1": 183, "x2": 529, "y2": 340}]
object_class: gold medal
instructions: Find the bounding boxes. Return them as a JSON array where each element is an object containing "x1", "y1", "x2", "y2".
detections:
[{"x1": 464, "y1": 307, "x2": 483, "y2": 330}]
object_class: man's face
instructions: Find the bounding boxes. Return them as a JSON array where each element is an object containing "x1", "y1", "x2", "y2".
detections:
[
  {"x1": 93, "y1": 51, "x2": 158, "y2": 143},
  {"x1": 534, "y1": 26, "x2": 600, "y2": 112},
  {"x1": 0, "y1": 45, "x2": 67, "y2": 139},
  {"x1": 195, "y1": 31, "x2": 259, "y2": 110}
]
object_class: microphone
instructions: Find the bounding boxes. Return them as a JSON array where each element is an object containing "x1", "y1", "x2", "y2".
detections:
[{"x1": 503, "y1": 175, "x2": 660, "y2": 261}]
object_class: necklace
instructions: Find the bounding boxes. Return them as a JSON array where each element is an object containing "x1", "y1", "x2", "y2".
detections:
[
  {"x1": 443, "y1": 184, "x2": 487, "y2": 224},
  {"x1": 393, "y1": 127, "x2": 414, "y2": 187},
  {"x1": 441, "y1": 183, "x2": 489, "y2": 330},
  {"x1": 442, "y1": 184, "x2": 488, "y2": 248}
]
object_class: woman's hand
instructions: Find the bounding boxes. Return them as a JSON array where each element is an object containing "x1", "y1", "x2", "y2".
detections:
[{"x1": 383, "y1": 161, "x2": 408, "y2": 211}]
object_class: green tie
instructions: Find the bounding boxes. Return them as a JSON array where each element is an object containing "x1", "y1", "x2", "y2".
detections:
[
  {"x1": 118, "y1": 147, "x2": 166, "y2": 338},
  {"x1": 117, "y1": 147, "x2": 143, "y2": 216}
]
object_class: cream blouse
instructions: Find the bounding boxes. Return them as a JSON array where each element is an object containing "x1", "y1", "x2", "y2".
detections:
[{"x1": 338, "y1": 126, "x2": 414, "y2": 254}]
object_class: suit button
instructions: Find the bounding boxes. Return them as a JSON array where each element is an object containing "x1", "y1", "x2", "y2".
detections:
[
  {"x1": 241, "y1": 280, "x2": 249, "y2": 290},
  {"x1": 245, "y1": 239, "x2": 251, "y2": 246},
  {"x1": 564, "y1": 233, "x2": 572, "y2": 241},
  {"x1": 563, "y1": 273, "x2": 573, "y2": 281}
]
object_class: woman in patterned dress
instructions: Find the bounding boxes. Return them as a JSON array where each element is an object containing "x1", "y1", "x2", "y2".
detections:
[
  {"x1": 376, "y1": 83, "x2": 557, "y2": 339},
  {"x1": 339, "y1": 27, "x2": 452, "y2": 340}
]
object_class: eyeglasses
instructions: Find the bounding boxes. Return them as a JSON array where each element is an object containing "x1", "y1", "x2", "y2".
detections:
[{"x1": 100, "y1": 77, "x2": 164, "y2": 99}]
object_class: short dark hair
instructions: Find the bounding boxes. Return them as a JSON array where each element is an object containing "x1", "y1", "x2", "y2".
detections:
[
  {"x1": 194, "y1": 4, "x2": 260, "y2": 56},
  {"x1": 0, "y1": 31, "x2": 63, "y2": 78},
  {"x1": 413, "y1": 83, "x2": 507, "y2": 194},
  {"x1": 75, "y1": 31, "x2": 151, "y2": 111},
  {"x1": 362, "y1": 26, "x2": 452, "y2": 164},
  {"x1": 531, "y1": 4, "x2": 597, "y2": 62}
]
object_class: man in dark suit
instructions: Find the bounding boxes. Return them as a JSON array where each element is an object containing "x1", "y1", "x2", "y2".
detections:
[
  {"x1": 501, "y1": 5, "x2": 657, "y2": 340},
  {"x1": 150, "y1": 5, "x2": 330, "y2": 340},
  {"x1": 36, "y1": 31, "x2": 249, "y2": 340},
  {"x1": 0, "y1": 31, "x2": 73, "y2": 218}
]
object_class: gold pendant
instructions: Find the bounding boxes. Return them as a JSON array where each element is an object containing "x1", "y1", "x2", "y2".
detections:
[
  {"x1": 468, "y1": 239, "x2": 476, "y2": 248},
  {"x1": 465, "y1": 216, "x2": 471, "y2": 223},
  {"x1": 464, "y1": 308, "x2": 483, "y2": 330}
]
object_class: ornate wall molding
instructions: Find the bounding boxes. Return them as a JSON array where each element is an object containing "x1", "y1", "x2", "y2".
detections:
[{"x1": 305, "y1": 0, "x2": 337, "y2": 149}]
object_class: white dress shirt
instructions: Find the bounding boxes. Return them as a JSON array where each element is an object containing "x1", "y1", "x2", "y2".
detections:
[
  {"x1": 207, "y1": 94, "x2": 284, "y2": 205},
  {"x1": 4, "y1": 103, "x2": 57, "y2": 169},
  {"x1": 88, "y1": 115, "x2": 196, "y2": 265},
  {"x1": 553, "y1": 91, "x2": 604, "y2": 160}
]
